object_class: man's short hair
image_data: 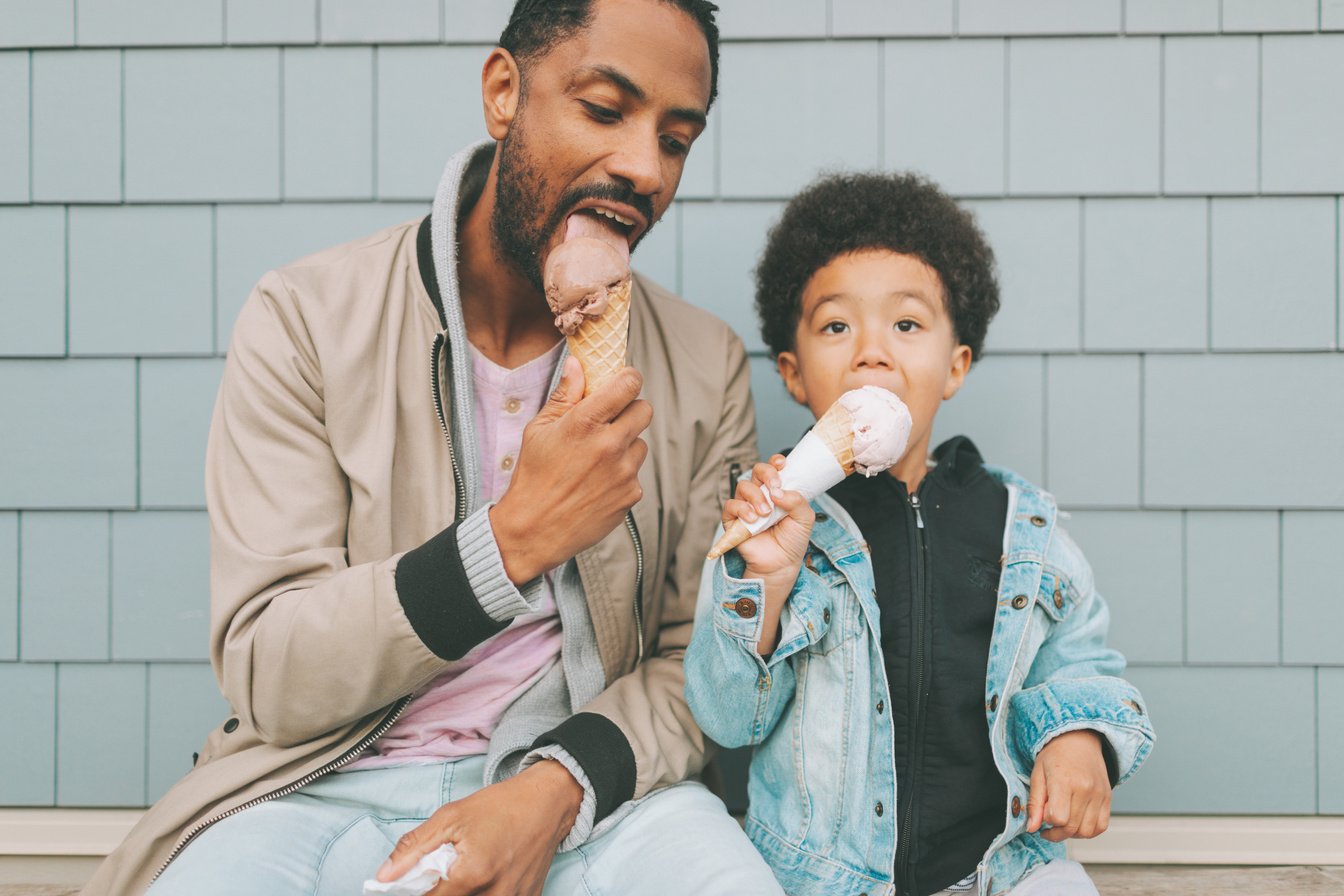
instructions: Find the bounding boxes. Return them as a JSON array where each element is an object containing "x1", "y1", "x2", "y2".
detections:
[
  {"x1": 499, "y1": 0, "x2": 721, "y2": 109},
  {"x1": 755, "y1": 171, "x2": 1001, "y2": 361}
]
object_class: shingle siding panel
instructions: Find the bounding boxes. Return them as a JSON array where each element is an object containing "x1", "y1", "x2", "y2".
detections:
[
  {"x1": 31, "y1": 49, "x2": 121, "y2": 202},
  {"x1": 320, "y1": 0, "x2": 439, "y2": 44},
  {"x1": 1163, "y1": 36, "x2": 1259, "y2": 195},
  {"x1": 1220, "y1": 0, "x2": 1320, "y2": 33},
  {"x1": 0, "y1": 360, "x2": 137, "y2": 509},
  {"x1": 68, "y1": 205, "x2": 214, "y2": 356},
  {"x1": 124, "y1": 48, "x2": 280, "y2": 202},
  {"x1": 884, "y1": 39, "x2": 1005, "y2": 196},
  {"x1": 76, "y1": 0, "x2": 223, "y2": 46},
  {"x1": 0, "y1": 206, "x2": 66, "y2": 357},
  {"x1": 717, "y1": 42, "x2": 880, "y2": 199},
  {"x1": 1262, "y1": 36, "x2": 1344, "y2": 193},
  {"x1": 1321, "y1": 668, "x2": 1344, "y2": 812},
  {"x1": 958, "y1": 0, "x2": 1122, "y2": 35},
  {"x1": 0, "y1": 513, "x2": 16, "y2": 660},
  {"x1": 1045, "y1": 355, "x2": 1141, "y2": 506},
  {"x1": 1007, "y1": 38, "x2": 1160, "y2": 195},
  {"x1": 680, "y1": 201, "x2": 784, "y2": 355},
  {"x1": 443, "y1": 1, "x2": 513, "y2": 42},
  {"x1": 139, "y1": 359, "x2": 225, "y2": 509},
  {"x1": 0, "y1": 51, "x2": 30, "y2": 203},
  {"x1": 0, "y1": 663, "x2": 56, "y2": 805},
  {"x1": 1282, "y1": 512, "x2": 1344, "y2": 665},
  {"x1": 56, "y1": 663, "x2": 147, "y2": 806},
  {"x1": 1123, "y1": 0, "x2": 1219, "y2": 34},
  {"x1": 832, "y1": 0, "x2": 954, "y2": 37},
  {"x1": 932, "y1": 355, "x2": 1045, "y2": 486},
  {"x1": 1185, "y1": 511, "x2": 1280, "y2": 665},
  {"x1": 0, "y1": 0, "x2": 75, "y2": 47},
  {"x1": 284, "y1": 47, "x2": 373, "y2": 201},
  {"x1": 226, "y1": 0, "x2": 316, "y2": 45},
  {"x1": 19, "y1": 511, "x2": 109, "y2": 661},
  {"x1": 147, "y1": 663, "x2": 227, "y2": 802},
  {"x1": 112, "y1": 512, "x2": 210, "y2": 660},
  {"x1": 715, "y1": 0, "x2": 827, "y2": 39}
]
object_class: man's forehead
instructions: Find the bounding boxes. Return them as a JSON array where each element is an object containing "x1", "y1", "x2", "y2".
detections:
[{"x1": 541, "y1": 0, "x2": 712, "y2": 107}]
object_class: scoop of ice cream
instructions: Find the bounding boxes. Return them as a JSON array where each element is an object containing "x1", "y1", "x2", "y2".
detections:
[
  {"x1": 836, "y1": 385, "x2": 913, "y2": 476},
  {"x1": 543, "y1": 236, "x2": 630, "y2": 336}
]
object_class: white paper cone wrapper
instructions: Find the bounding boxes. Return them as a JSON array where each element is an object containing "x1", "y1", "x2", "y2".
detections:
[
  {"x1": 363, "y1": 844, "x2": 458, "y2": 896},
  {"x1": 737, "y1": 429, "x2": 848, "y2": 539}
]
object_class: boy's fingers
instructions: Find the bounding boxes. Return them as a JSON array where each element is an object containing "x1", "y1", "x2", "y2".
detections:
[
  {"x1": 770, "y1": 454, "x2": 787, "y2": 470},
  {"x1": 1025, "y1": 763, "x2": 1045, "y2": 833},
  {"x1": 736, "y1": 480, "x2": 772, "y2": 516},
  {"x1": 772, "y1": 489, "x2": 815, "y2": 522},
  {"x1": 752, "y1": 461, "x2": 782, "y2": 492},
  {"x1": 722, "y1": 498, "x2": 758, "y2": 526}
]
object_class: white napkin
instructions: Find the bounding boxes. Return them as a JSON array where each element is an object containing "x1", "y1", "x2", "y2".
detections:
[{"x1": 362, "y1": 844, "x2": 458, "y2": 896}]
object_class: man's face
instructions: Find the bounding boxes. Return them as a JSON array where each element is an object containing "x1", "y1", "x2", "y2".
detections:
[{"x1": 491, "y1": 0, "x2": 712, "y2": 290}]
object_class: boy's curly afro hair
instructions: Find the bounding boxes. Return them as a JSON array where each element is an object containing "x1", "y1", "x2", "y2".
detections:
[{"x1": 755, "y1": 171, "x2": 1000, "y2": 361}]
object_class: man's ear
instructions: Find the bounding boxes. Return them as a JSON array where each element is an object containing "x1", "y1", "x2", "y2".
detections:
[
  {"x1": 943, "y1": 344, "x2": 973, "y2": 400},
  {"x1": 776, "y1": 352, "x2": 809, "y2": 407},
  {"x1": 481, "y1": 49, "x2": 522, "y2": 141}
]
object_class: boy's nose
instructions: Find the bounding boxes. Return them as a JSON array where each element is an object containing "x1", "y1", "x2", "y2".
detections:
[{"x1": 854, "y1": 337, "x2": 894, "y2": 368}]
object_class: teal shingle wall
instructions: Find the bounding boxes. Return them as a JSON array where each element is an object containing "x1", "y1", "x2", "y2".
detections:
[{"x1": 0, "y1": 1, "x2": 1339, "y2": 817}]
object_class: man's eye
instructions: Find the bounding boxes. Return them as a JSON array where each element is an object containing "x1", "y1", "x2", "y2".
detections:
[
  {"x1": 822, "y1": 321, "x2": 848, "y2": 334},
  {"x1": 896, "y1": 320, "x2": 918, "y2": 332},
  {"x1": 580, "y1": 100, "x2": 621, "y2": 123},
  {"x1": 661, "y1": 135, "x2": 689, "y2": 156}
]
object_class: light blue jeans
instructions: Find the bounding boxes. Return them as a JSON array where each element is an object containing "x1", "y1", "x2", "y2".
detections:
[{"x1": 147, "y1": 755, "x2": 783, "y2": 895}]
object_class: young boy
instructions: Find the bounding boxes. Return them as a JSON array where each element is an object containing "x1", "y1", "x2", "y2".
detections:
[{"x1": 684, "y1": 172, "x2": 1154, "y2": 896}]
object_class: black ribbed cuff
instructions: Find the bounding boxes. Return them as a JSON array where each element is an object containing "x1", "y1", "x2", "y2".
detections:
[
  {"x1": 533, "y1": 713, "x2": 637, "y2": 823},
  {"x1": 396, "y1": 522, "x2": 509, "y2": 660}
]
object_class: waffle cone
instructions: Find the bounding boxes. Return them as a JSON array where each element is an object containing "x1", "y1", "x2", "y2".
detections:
[
  {"x1": 567, "y1": 279, "x2": 631, "y2": 397},
  {"x1": 811, "y1": 402, "x2": 857, "y2": 475}
]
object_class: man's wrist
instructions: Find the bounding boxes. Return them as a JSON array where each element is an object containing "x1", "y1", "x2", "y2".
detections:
[
  {"x1": 526, "y1": 758, "x2": 585, "y2": 835},
  {"x1": 489, "y1": 501, "x2": 543, "y2": 585}
]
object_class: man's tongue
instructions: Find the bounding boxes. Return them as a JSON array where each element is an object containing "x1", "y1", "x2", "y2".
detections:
[{"x1": 564, "y1": 211, "x2": 631, "y2": 264}]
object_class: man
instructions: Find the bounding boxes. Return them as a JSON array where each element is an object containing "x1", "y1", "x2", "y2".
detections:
[{"x1": 82, "y1": 1, "x2": 781, "y2": 893}]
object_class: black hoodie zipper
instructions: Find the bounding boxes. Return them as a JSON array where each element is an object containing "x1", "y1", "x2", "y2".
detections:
[{"x1": 896, "y1": 488, "x2": 930, "y2": 894}]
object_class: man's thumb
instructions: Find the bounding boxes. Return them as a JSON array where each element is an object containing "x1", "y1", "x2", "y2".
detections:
[{"x1": 536, "y1": 356, "x2": 585, "y2": 422}]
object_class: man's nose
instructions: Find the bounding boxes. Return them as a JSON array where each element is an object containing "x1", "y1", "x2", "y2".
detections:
[{"x1": 606, "y1": 129, "x2": 665, "y2": 198}]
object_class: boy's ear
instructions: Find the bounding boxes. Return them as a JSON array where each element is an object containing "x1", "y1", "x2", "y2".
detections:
[
  {"x1": 942, "y1": 344, "x2": 973, "y2": 401},
  {"x1": 481, "y1": 48, "x2": 521, "y2": 141},
  {"x1": 776, "y1": 352, "x2": 809, "y2": 406}
]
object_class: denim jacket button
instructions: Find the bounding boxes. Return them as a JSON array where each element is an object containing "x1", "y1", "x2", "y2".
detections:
[
  {"x1": 988, "y1": 694, "x2": 999, "y2": 712},
  {"x1": 822, "y1": 608, "x2": 831, "y2": 624},
  {"x1": 1053, "y1": 588, "x2": 1064, "y2": 609},
  {"x1": 874, "y1": 801, "x2": 884, "y2": 817},
  {"x1": 733, "y1": 597, "x2": 758, "y2": 619},
  {"x1": 1011, "y1": 796, "x2": 1022, "y2": 817},
  {"x1": 1011, "y1": 594, "x2": 1028, "y2": 610},
  {"x1": 876, "y1": 699, "x2": 884, "y2": 714},
  {"x1": 1030, "y1": 515, "x2": 1047, "y2": 527}
]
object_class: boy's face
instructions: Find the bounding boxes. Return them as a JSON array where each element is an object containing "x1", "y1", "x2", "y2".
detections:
[{"x1": 777, "y1": 249, "x2": 972, "y2": 476}]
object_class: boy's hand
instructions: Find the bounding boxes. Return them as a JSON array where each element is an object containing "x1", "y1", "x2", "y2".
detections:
[
  {"x1": 721, "y1": 456, "x2": 814, "y2": 654},
  {"x1": 724, "y1": 456, "x2": 814, "y2": 582},
  {"x1": 1026, "y1": 729, "x2": 1111, "y2": 841}
]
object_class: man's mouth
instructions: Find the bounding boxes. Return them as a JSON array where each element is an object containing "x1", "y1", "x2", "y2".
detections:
[{"x1": 564, "y1": 206, "x2": 640, "y2": 262}]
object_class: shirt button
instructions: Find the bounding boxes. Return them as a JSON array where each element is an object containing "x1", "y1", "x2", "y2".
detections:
[
  {"x1": 1011, "y1": 796, "x2": 1023, "y2": 817},
  {"x1": 874, "y1": 801, "x2": 884, "y2": 817},
  {"x1": 734, "y1": 597, "x2": 758, "y2": 619},
  {"x1": 504, "y1": 397, "x2": 522, "y2": 414},
  {"x1": 500, "y1": 455, "x2": 515, "y2": 471}
]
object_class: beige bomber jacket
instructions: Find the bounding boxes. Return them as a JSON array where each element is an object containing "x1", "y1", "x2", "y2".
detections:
[{"x1": 82, "y1": 145, "x2": 758, "y2": 895}]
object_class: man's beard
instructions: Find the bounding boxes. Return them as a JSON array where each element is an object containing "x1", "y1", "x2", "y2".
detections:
[{"x1": 491, "y1": 123, "x2": 657, "y2": 293}]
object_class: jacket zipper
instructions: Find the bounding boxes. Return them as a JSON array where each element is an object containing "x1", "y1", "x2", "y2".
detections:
[
  {"x1": 151, "y1": 333, "x2": 471, "y2": 885},
  {"x1": 897, "y1": 490, "x2": 929, "y2": 894},
  {"x1": 150, "y1": 696, "x2": 413, "y2": 885}
]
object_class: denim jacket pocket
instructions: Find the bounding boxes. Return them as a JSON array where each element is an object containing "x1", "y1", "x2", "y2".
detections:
[
  {"x1": 797, "y1": 549, "x2": 858, "y2": 656},
  {"x1": 1033, "y1": 573, "x2": 1074, "y2": 623}
]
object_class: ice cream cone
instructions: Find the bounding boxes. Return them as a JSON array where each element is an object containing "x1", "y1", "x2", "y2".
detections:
[
  {"x1": 706, "y1": 405, "x2": 858, "y2": 560},
  {"x1": 567, "y1": 279, "x2": 631, "y2": 397}
]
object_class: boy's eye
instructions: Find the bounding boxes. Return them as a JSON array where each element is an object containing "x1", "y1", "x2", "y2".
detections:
[
  {"x1": 822, "y1": 321, "x2": 848, "y2": 334},
  {"x1": 895, "y1": 319, "x2": 919, "y2": 333},
  {"x1": 580, "y1": 100, "x2": 622, "y2": 123}
]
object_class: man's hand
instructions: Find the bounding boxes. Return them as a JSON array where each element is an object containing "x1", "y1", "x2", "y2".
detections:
[
  {"x1": 375, "y1": 759, "x2": 584, "y2": 895},
  {"x1": 491, "y1": 357, "x2": 652, "y2": 584},
  {"x1": 1025, "y1": 729, "x2": 1112, "y2": 842}
]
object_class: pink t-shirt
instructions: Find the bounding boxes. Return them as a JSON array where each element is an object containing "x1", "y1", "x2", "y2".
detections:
[{"x1": 347, "y1": 340, "x2": 565, "y2": 768}]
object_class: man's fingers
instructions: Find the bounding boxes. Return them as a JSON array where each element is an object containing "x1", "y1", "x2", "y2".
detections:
[
  {"x1": 533, "y1": 357, "x2": 586, "y2": 424},
  {"x1": 576, "y1": 366, "x2": 643, "y2": 426},
  {"x1": 608, "y1": 396, "x2": 653, "y2": 444},
  {"x1": 379, "y1": 816, "x2": 441, "y2": 881},
  {"x1": 1025, "y1": 762, "x2": 1046, "y2": 833}
]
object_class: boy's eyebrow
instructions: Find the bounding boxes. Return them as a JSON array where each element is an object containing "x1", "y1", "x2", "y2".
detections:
[
  {"x1": 809, "y1": 289, "x2": 939, "y2": 311},
  {"x1": 572, "y1": 64, "x2": 708, "y2": 128}
]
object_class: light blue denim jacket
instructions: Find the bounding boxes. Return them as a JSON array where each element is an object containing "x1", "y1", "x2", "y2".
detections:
[{"x1": 685, "y1": 465, "x2": 1155, "y2": 896}]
